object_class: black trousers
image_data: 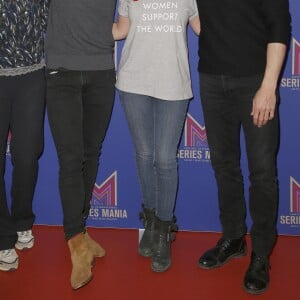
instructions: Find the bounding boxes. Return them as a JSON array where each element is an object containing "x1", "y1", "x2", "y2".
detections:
[
  {"x1": 199, "y1": 72, "x2": 279, "y2": 257},
  {"x1": 46, "y1": 69, "x2": 115, "y2": 240},
  {"x1": 0, "y1": 69, "x2": 46, "y2": 250}
]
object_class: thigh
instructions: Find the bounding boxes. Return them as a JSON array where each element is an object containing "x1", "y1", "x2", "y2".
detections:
[
  {"x1": 199, "y1": 73, "x2": 241, "y2": 161},
  {"x1": 236, "y1": 74, "x2": 279, "y2": 171},
  {"x1": 10, "y1": 70, "x2": 46, "y2": 154},
  {"x1": 244, "y1": 110, "x2": 279, "y2": 174},
  {"x1": 0, "y1": 77, "x2": 12, "y2": 157},
  {"x1": 82, "y1": 70, "x2": 116, "y2": 149},
  {"x1": 154, "y1": 99, "x2": 189, "y2": 160},
  {"x1": 119, "y1": 90, "x2": 154, "y2": 155},
  {"x1": 46, "y1": 70, "x2": 84, "y2": 157}
]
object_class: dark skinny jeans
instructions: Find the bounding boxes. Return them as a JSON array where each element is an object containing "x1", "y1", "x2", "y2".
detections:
[
  {"x1": 46, "y1": 69, "x2": 115, "y2": 240},
  {"x1": 199, "y1": 72, "x2": 279, "y2": 257}
]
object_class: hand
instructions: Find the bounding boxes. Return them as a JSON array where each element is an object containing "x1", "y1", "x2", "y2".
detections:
[{"x1": 251, "y1": 86, "x2": 277, "y2": 127}]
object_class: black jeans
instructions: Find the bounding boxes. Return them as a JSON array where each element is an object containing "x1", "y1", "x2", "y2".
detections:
[
  {"x1": 46, "y1": 69, "x2": 115, "y2": 240},
  {"x1": 0, "y1": 69, "x2": 46, "y2": 250},
  {"x1": 199, "y1": 73, "x2": 279, "y2": 257}
]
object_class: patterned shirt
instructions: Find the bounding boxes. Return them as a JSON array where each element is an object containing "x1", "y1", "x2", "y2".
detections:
[{"x1": 0, "y1": 0, "x2": 49, "y2": 75}]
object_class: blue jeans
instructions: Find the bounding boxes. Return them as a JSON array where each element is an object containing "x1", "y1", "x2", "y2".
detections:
[
  {"x1": 46, "y1": 69, "x2": 115, "y2": 239},
  {"x1": 199, "y1": 72, "x2": 279, "y2": 256},
  {"x1": 119, "y1": 91, "x2": 189, "y2": 221}
]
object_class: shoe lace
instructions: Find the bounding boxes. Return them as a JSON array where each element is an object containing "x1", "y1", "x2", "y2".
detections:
[{"x1": 217, "y1": 239, "x2": 231, "y2": 250}]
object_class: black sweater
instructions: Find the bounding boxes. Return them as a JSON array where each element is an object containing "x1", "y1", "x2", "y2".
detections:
[{"x1": 197, "y1": 0, "x2": 291, "y2": 76}]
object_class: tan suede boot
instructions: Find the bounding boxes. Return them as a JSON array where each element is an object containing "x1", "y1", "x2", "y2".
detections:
[
  {"x1": 67, "y1": 233, "x2": 94, "y2": 290},
  {"x1": 85, "y1": 232, "x2": 106, "y2": 258}
]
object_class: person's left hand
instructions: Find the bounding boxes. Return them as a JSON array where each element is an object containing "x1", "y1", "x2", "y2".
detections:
[{"x1": 251, "y1": 86, "x2": 276, "y2": 127}]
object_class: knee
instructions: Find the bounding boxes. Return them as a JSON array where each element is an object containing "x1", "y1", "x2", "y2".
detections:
[
  {"x1": 250, "y1": 168, "x2": 277, "y2": 185},
  {"x1": 84, "y1": 144, "x2": 101, "y2": 161},
  {"x1": 57, "y1": 150, "x2": 83, "y2": 177},
  {"x1": 10, "y1": 149, "x2": 41, "y2": 168},
  {"x1": 211, "y1": 154, "x2": 242, "y2": 180},
  {"x1": 11, "y1": 156, "x2": 39, "y2": 169},
  {"x1": 154, "y1": 155, "x2": 177, "y2": 171},
  {"x1": 136, "y1": 150, "x2": 154, "y2": 164},
  {"x1": 249, "y1": 158, "x2": 277, "y2": 184}
]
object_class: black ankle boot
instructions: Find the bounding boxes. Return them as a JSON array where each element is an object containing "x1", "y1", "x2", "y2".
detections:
[
  {"x1": 198, "y1": 237, "x2": 247, "y2": 269},
  {"x1": 243, "y1": 252, "x2": 270, "y2": 294},
  {"x1": 151, "y1": 217, "x2": 174, "y2": 272},
  {"x1": 138, "y1": 207, "x2": 155, "y2": 257}
]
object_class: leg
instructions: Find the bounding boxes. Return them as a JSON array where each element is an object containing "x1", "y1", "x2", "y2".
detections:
[
  {"x1": 46, "y1": 70, "x2": 86, "y2": 239},
  {"x1": 119, "y1": 91, "x2": 156, "y2": 210},
  {"x1": 153, "y1": 99, "x2": 189, "y2": 221},
  {"x1": 151, "y1": 98, "x2": 189, "y2": 272},
  {"x1": 10, "y1": 70, "x2": 46, "y2": 232},
  {"x1": 240, "y1": 75, "x2": 279, "y2": 257},
  {"x1": 46, "y1": 70, "x2": 104, "y2": 290},
  {"x1": 121, "y1": 95, "x2": 189, "y2": 219},
  {"x1": 198, "y1": 73, "x2": 247, "y2": 269},
  {"x1": 119, "y1": 91, "x2": 156, "y2": 257},
  {"x1": 82, "y1": 69, "x2": 115, "y2": 217},
  {"x1": 80, "y1": 70, "x2": 115, "y2": 260},
  {"x1": 0, "y1": 76, "x2": 17, "y2": 251},
  {"x1": 240, "y1": 77, "x2": 278, "y2": 295},
  {"x1": 229, "y1": 73, "x2": 276, "y2": 294},
  {"x1": 200, "y1": 73, "x2": 247, "y2": 237}
]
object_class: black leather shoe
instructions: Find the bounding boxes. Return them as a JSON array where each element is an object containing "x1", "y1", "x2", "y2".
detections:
[
  {"x1": 243, "y1": 252, "x2": 270, "y2": 295},
  {"x1": 198, "y1": 237, "x2": 246, "y2": 269}
]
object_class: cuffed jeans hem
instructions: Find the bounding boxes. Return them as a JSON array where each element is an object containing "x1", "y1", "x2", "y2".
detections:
[
  {"x1": 15, "y1": 219, "x2": 35, "y2": 233},
  {"x1": 64, "y1": 227, "x2": 86, "y2": 241},
  {"x1": 0, "y1": 235, "x2": 18, "y2": 250}
]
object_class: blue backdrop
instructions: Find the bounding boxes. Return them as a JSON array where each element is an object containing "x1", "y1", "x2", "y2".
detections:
[{"x1": 5, "y1": 0, "x2": 300, "y2": 235}]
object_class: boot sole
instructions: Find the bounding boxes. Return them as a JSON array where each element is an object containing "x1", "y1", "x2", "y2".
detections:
[
  {"x1": 151, "y1": 262, "x2": 171, "y2": 273},
  {"x1": 93, "y1": 252, "x2": 106, "y2": 258},
  {"x1": 0, "y1": 258, "x2": 19, "y2": 271},
  {"x1": 0, "y1": 265, "x2": 18, "y2": 272},
  {"x1": 72, "y1": 275, "x2": 93, "y2": 290},
  {"x1": 243, "y1": 283, "x2": 269, "y2": 295},
  {"x1": 15, "y1": 239, "x2": 34, "y2": 250},
  {"x1": 138, "y1": 248, "x2": 152, "y2": 258}
]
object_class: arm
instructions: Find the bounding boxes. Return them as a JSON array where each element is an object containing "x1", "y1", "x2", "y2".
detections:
[
  {"x1": 41, "y1": 0, "x2": 50, "y2": 33},
  {"x1": 112, "y1": 15, "x2": 130, "y2": 41},
  {"x1": 189, "y1": 16, "x2": 201, "y2": 36},
  {"x1": 251, "y1": 43, "x2": 287, "y2": 127}
]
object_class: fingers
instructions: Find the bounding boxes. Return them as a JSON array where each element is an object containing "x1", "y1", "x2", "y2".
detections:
[{"x1": 252, "y1": 108, "x2": 275, "y2": 127}]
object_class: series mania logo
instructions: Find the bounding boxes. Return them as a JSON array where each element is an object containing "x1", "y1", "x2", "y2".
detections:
[
  {"x1": 6, "y1": 132, "x2": 11, "y2": 155},
  {"x1": 279, "y1": 177, "x2": 300, "y2": 227},
  {"x1": 89, "y1": 171, "x2": 128, "y2": 220},
  {"x1": 178, "y1": 113, "x2": 210, "y2": 162},
  {"x1": 281, "y1": 37, "x2": 300, "y2": 90}
]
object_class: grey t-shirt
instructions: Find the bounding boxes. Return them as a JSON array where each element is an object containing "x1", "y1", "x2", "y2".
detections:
[
  {"x1": 46, "y1": 0, "x2": 116, "y2": 70},
  {"x1": 116, "y1": 0, "x2": 198, "y2": 101}
]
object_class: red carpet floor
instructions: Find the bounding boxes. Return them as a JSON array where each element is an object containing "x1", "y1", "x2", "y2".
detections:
[{"x1": 0, "y1": 225, "x2": 299, "y2": 300}]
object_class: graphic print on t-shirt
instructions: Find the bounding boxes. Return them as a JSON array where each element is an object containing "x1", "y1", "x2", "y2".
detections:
[{"x1": 137, "y1": 1, "x2": 182, "y2": 33}]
